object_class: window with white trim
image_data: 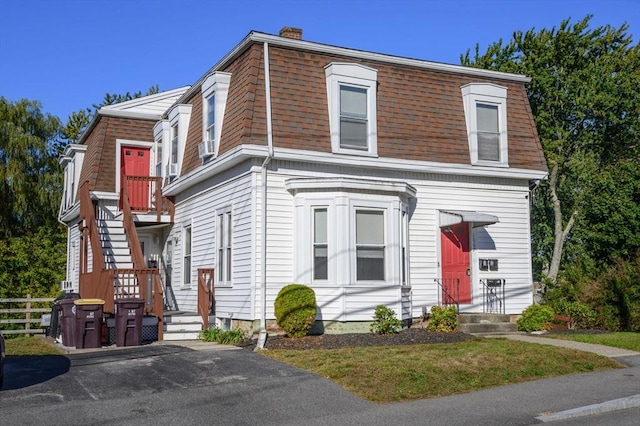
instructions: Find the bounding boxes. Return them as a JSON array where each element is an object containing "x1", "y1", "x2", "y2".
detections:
[
  {"x1": 183, "y1": 225, "x2": 192, "y2": 287},
  {"x1": 217, "y1": 209, "x2": 232, "y2": 285},
  {"x1": 325, "y1": 63, "x2": 378, "y2": 156},
  {"x1": 200, "y1": 72, "x2": 231, "y2": 159},
  {"x1": 461, "y1": 83, "x2": 509, "y2": 166},
  {"x1": 287, "y1": 178, "x2": 415, "y2": 287},
  {"x1": 313, "y1": 208, "x2": 328, "y2": 280},
  {"x1": 355, "y1": 209, "x2": 385, "y2": 281},
  {"x1": 166, "y1": 104, "x2": 192, "y2": 178}
]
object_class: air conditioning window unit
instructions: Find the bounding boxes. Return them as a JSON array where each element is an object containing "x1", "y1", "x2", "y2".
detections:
[
  {"x1": 198, "y1": 140, "x2": 216, "y2": 158},
  {"x1": 166, "y1": 163, "x2": 178, "y2": 177}
]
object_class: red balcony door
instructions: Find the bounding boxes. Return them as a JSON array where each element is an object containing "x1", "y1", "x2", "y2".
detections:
[
  {"x1": 121, "y1": 146, "x2": 150, "y2": 210},
  {"x1": 440, "y1": 223, "x2": 471, "y2": 304}
]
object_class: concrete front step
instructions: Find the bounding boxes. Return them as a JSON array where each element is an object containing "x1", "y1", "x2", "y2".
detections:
[
  {"x1": 458, "y1": 313, "x2": 517, "y2": 334},
  {"x1": 163, "y1": 313, "x2": 204, "y2": 341},
  {"x1": 459, "y1": 322, "x2": 518, "y2": 334},
  {"x1": 163, "y1": 331, "x2": 202, "y2": 341},
  {"x1": 458, "y1": 313, "x2": 512, "y2": 324}
]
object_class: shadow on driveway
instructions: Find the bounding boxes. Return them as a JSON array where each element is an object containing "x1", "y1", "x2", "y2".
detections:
[{"x1": 2, "y1": 355, "x2": 71, "y2": 390}]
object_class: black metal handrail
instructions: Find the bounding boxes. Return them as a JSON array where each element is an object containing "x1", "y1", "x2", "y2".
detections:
[
  {"x1": 434, "y1": 278, "x2": 460, "y2": 313},
  {"x1": 481, "y1": 279, "x2": 505, "y2": 314}
]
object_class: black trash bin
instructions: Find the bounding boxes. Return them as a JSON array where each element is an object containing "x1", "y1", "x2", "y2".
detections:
[
  {"x1": 49, "y1": 293, "x2": 80, "y2": 341},
  {"x1": 58, "y1": 299, "x2": 78, "y2": 347},
  {"x1": 115, "y1": 298, "x2": 144, "y2": 347},
  {"x1": 74, "y1": 299, "x2": 105, "y2": 349}
]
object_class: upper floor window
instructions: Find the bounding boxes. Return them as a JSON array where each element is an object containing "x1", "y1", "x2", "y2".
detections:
[
  {"x1": 200, "y1": 72, "x2": 231, "y2": 159},
  {"x1": 325, "y1": 63, "x2": 378, "y2": 156},
  {"x1": 165, "y1": 104, "x2": 193, "y2": 178},
  {"x1": 206, "y1": 95, "x2": 215, "y2": 143},
  {"x1": 461, "y1": 83, "x2": 508, "y2": 166}
]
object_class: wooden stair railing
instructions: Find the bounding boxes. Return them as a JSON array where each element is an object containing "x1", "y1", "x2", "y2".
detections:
[
  {"x1": 198, "y1": 268, "x2": 215, "y2": 330},
  {"x1": 121, "y1": 180, "x2": 164, "y2": 340},
  {"x1": 79, "y1": 181, "x2": 106, "y2": 300}
]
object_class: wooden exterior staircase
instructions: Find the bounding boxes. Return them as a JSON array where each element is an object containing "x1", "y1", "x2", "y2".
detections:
[{"x1": 78, "y1": 178, "x2": 173, "y2": 341}]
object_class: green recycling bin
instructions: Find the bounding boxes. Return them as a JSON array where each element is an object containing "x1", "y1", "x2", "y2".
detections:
[
  {"x1": 115, "y1": 298, "x2": 144, "y2": 347},
  {"x1": 74, "y1": 299, "x2": 105, "y2": 349}
]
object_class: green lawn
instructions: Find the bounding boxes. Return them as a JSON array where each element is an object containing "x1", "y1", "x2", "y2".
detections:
[
  {"x1": 4, "y1": 335, "x2": 63, "y2": 356},
  {"x1": 262, "y1": 338, "x2": 621, "y2": 403},
  {"x1": 545, "y1": 332, "x2": 640, "y2": 352}
]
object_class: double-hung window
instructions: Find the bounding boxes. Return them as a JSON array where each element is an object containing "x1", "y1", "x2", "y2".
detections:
[
  {"x1": 206, "y1": 95, "x2": 215, "y2": 143},
  {"x1": 183, "y1": 225, "x2": 192, "y2": 287},
  {"x1": 170, "y1": 124, "x2": 178, "y2": 165},
  {"x1": 200, "y1": 72, "x2": 231, "y2": 159},
  {"x1": 217, "y1": 209, "x2": 232, "y2": 285},
  {"x1": 355, "y1": 210, "x2": 385, "y2": 281},
  {"x1": 313, "y1": 208, "x2": 328, "y2": 280},
  {"x1": 325, "y1": 63, "x2": 378, "y2": 156},
  {"x1": 339, "y1": 85, "x2": 368, "y2": 150},
  {"x1": 461, "y1": 83, "x2": 508, "y2": 166}
]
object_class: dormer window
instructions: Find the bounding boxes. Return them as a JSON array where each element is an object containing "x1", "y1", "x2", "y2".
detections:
[
  {"x1": 461, "y1": 83, "x2": 508, "y2": 166},
  {"x1": 200, "y1": 72, "x2": 231, "y2": 159},
  {"x1": 325, "y1": 63, "x2": 378, "y2": 156},
  {"x1": 166, "y1": 104, "x2": 193, "y2": 178}
]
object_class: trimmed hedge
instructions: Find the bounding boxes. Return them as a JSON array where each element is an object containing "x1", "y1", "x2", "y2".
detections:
[{"x1": 274, "y1": 284, "x2": 317, "y2": 338}]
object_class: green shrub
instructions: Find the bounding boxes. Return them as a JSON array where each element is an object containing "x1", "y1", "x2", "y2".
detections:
[
  {"x1": 370, "y1": 305, "x2": 402, "y2": 334},
  {"x1": 550, "y1": 300, "x2": 598, "y2": 329},
  {"x1": 426, "y1": 305, "x2": 458, "y2": 332},
  {"x1": 199, "y1": 327, "x2": 246, "y2": 345},
  {"x1": 517, "y1": 304, "x2": 555, "y2": 332},
  {"x1": 274, "y1": 284, "x2": 317, "y2": 338}
]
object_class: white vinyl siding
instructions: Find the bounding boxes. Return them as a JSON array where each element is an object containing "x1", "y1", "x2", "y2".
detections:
[{"x1": 170, "y1": 170, "x2": 254, "y2": 315}]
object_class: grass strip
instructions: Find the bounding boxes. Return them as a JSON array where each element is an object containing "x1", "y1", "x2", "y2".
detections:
[
  {"x1": 5, "y1": 335, "x2": 63, "y2": 356},
  {"x1": 545, "y1": 332, "x2": 640, "y2": 352},
  {"x1": 262, "y1": 338, "x2": 621, "y2": 403}
]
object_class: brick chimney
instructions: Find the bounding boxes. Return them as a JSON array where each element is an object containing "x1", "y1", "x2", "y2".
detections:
[{"x1": 279, "y1": 27, "x2": 303, "y2": 40}]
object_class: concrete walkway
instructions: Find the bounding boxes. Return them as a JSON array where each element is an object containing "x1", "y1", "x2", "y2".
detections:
[{"x1": 490, "y1": 333, "x2": 640, "y2": 423}]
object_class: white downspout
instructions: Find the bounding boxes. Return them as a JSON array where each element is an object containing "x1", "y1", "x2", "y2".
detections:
[{"x1": 256, "y1": 42, "x2": 274, "y2": 350}]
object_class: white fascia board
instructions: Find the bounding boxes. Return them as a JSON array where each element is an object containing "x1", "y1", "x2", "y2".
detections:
[
  {"x1": 59, "y1": 202, "x2": 81, "y2": 223},
  {"x1": 100, "y1": 86, "x2": 191, "y2": 114},
  {"x1": 285, "y1": 177, "x2": 417, "y2": 198},
  {"x1": 164, "y1": 144, "x2": 547, "y2": 196},
  {"x1": 98, "y1": 109, "x2": 161, "y2": 121},
  {"x1": 90, "y1": 191, "x2": 119, "y2": 201},
  {"x1": 273, "y1": 147, "x2": 548, "y2": 180},
  {"x1": 162, "y1": 144, "x2": 266, "y2": 196}
]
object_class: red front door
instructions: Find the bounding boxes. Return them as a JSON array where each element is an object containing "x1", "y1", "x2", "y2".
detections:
[
  {"x1": 440, "y1": 223, "x2": 471, "y2": 304},
  {"x1": 121, "y1": 146, "x2": 150, "y2": 210}
]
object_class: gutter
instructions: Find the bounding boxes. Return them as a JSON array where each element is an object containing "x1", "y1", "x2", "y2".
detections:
[{"x1": 256, "y1": 42, "x2": 274, "y2": 351}]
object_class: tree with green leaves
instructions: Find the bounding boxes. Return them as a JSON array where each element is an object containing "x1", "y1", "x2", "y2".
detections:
[
  {"x1": 0, "y1": 97, "x2": 63, "y2": 238},
  {"x1": 461, "y1": 16, "x2": 639, "y2": 283}
]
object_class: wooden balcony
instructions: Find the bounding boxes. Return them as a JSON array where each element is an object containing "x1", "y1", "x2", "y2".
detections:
[{"x1": 123, "y1": 175, "x2": 174, "y2": 222}]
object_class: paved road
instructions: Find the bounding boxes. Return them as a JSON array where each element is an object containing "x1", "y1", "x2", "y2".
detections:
[{"x1": 1, "y1": 338, "x2": 639, "y2": 425}]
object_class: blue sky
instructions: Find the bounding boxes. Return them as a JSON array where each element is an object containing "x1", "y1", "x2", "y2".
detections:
[{"x1": 1, "y1": 0, "x2": 638, "y2": 123}]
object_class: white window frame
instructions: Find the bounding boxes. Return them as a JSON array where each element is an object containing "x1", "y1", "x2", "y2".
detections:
[
  {"x1": 201, "y1": 72, "x2": 231, "y2": 159},
  {"x1": 325, "y1": 63, "x2": 378, "y2": 156},
  {"x1": 312, "y1": 206, "x2": 329, "y2": 281},
  {"x1": 353, "y1": 207, "x2": 386, "y2": 282},
  {"x1": 182, "y1": 224, "x2": 192, "y2": 288},
  {"x1": 461, "y1": 83, "x2": 509, "y2": 166},
  {"x1": 216, "y1": 207, "x2": 233, "y2": 287},
  {"x1": 166, "y1": 104, "x2": 193, "y2": 177}
]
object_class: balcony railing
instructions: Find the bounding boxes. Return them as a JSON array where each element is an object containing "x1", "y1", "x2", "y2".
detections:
[{"x1": 123, "y1": 175, "x2": 174, "y2": 222}]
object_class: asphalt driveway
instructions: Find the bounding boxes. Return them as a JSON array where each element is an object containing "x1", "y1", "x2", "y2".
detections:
[{"x1": 1, "y1": 340, "x2": 639, "y2": 425}]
